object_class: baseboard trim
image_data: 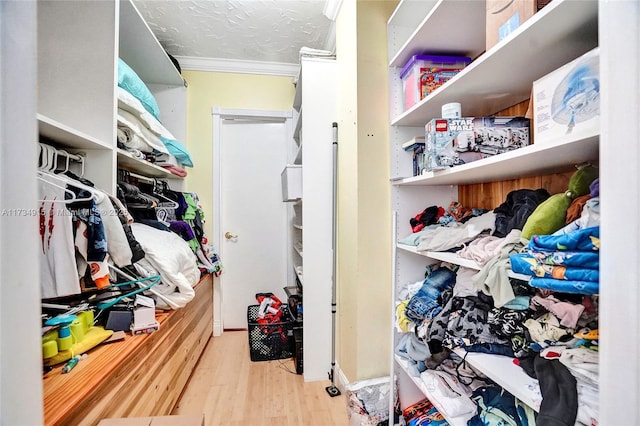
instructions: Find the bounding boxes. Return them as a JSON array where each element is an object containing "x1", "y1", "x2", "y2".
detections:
[
  {"x1": 213, "y1": 320, "x2": 223, "y2": 337},
  {"x1": 335, "y1": 362, "x2": 349, "y2": 392}
]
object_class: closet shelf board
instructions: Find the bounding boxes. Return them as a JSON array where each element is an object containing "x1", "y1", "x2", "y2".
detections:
[
  {"x1": 294, "y1": 245, "x2": 303, "y2": 259},
  {"x1": 395, "y1": 355, "x2": 474, "y2": 426},
  {"x1": 119, "y1": 0, "x2": 183, "y2": 86},
  {"x1": 391, "y1": 0, "x2": 598, "y2": 127},
  {"x1": 116, "y1": 149, "x2": 184, "y2": 179},
  {"x1": 293, "y1": 224, "x2": 303, "y2": 230},
  {"x1": 293, "y1": 68, "x2": 302, "y2": 111},
  {"x1": 452, "y1": 348, "x2": 542, "y2": 412},
  {"x1": 396, "y1": 244, "x2": 531, "y2": 281},
  {"x1": 388, "y1": 0, "x2": 484, "y2": 68},
  {"x1": 294, "y1": 145, "x2": 302, "y2": 165},
  {"x1": 392, "y1": 133, "x2": 599, "y2": 186},
  {"x1": 293, "y1": 107, "x2": 302, "y2": 144},
  {"x1": 387, "y1": 0, "x2": 439, "y2": 61},
  {"x1": 38, "y1": 114, "x2": 112, "y2": 150}
]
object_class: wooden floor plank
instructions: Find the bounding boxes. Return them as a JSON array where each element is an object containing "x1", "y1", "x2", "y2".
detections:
[{"x1": 172, "y1": 331, "x2": 349, "y2": 426}]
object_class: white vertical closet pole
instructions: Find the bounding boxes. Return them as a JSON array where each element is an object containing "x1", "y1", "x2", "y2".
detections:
[
  {"x1": 1, "y1": 1, "x2": 43, "y2": 424},
  {"x1": 599, "y1": 0, "x2": 640, "y2": 422},
  {"x1": 326, "y1": 122, "x2": 340, "y2": 395},
  {"x1": 389, "y1": 211, "x2": 398, "y2": 424}
]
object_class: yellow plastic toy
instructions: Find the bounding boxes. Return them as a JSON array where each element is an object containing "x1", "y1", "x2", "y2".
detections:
[{"x1": 42, "y1": 310, "x2": 113, "y2": 366}]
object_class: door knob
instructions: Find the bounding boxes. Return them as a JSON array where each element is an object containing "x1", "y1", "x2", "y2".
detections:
[{"x1": 225, "y1": 232, "x2": 237, "y2": 240}]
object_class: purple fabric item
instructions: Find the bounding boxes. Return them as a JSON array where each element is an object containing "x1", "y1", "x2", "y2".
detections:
[
  {"x1": 589, "y1": 178, "x2": 599, "y2": 197},
  {"x1": 177, "y1": 193, "x2": 189, "y2": 218},
  {"x1": 169, "y1": 220, "x2": 196, "y2": 242}
]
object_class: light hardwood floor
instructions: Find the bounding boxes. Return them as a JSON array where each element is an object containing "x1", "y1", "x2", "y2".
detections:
[{"x1": 172, "y1": 331, "x2": 350, "y2": 426}]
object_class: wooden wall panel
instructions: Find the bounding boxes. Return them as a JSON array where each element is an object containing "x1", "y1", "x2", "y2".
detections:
[
  {"x1": 494, "y1": 100, "x2": 529, "y2": 117},
  {"x1": 502, "y1": 176, "x2": 542, "y2": 195},
  {"x1": 459, "y1": 171, "x2": 574, "y2": 210},
  {"x1": 541, "y1": 170, "x2": 575, "y2": 195}
]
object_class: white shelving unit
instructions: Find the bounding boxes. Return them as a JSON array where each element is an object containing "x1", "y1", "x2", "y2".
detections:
[
  {"x1": 394, "y1": 355, "x2": 474, "y2": 426},
  {"x1": 396, "y1": 244, "x2": 532, "y2": 282},
  {"x1": 387, "y1": 0, "x2": 600, "y2": 423},
  {"x1": 37, "y1": 0, "x2": 187, "y2": 195},
  {"x1": 284, "y1": 57, "x2": 336, "y2": 382},
  {"x1": 451, "y1": 348, "x2": 542, "y2": 412}
]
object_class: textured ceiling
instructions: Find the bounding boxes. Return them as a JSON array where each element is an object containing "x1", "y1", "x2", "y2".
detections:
[{"x1": 134, "y1": 0, "x2": 334, "y2": 65}]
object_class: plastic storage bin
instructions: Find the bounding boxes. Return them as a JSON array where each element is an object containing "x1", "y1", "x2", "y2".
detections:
[
  {"x1": 400, "y1": 54, "x2": 471, "y2": 111},
  {"x1": 247, "y1": 304, "x2": 294, "y2": 361}
]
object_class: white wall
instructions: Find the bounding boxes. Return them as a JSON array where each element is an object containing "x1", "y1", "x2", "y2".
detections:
[{"x1": 1, "y1": 1, "x2": 44, "y2": 424}]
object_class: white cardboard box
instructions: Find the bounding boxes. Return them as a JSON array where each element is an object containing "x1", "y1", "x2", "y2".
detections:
[{"x1": 533, "y1": 47, "x2": 600, "y2": 145}]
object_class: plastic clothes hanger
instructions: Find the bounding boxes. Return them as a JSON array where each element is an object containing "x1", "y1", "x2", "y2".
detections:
[
  {"x1": 95, "y1": 275, "x2": 161, "y2": 310},
  {"x1": 152, "y1": 179, "x2": 179, "y2": 210},
  {"x1": 37, "y1": 174, "x2": 79, "y2": 203},
  {"x1": 37, "y1": 171, "x2": 97, "y2": 203},
  {"x1": 108, "y1": 264, "x2": 180, "y2": 309}
]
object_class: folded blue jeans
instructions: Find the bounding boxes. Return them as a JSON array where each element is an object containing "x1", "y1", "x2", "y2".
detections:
[{"x1": 405, "y1": 268, "x2": 456, "y2": 323}]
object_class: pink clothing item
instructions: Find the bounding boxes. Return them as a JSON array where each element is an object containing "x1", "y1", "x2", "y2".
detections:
[
  {"x1": 162, "y1": 165, "x2": 188, "y2": 177},
  {"x1": 532, "y1": 295, "x2": 586, "y2": 328},
  {"x1": 457, "y1": 229, "x2": 521, "y2": 266}
]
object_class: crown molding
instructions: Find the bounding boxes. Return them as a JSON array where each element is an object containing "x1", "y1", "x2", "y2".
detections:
[{"x1": 175, "y1": 56, "x2": 299, "y2": 77}]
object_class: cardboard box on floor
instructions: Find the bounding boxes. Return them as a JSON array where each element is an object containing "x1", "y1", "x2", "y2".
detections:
[
  {"x1": 97, "y1": 414, "x2": 204, "y2": 426},
  {"x1": 486, "y1": 0, "x2": 552, "y2": 51}
]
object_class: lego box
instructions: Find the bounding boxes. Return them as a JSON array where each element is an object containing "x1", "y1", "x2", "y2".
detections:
[
  {"x1": 533, "y1": 47, "x2": 599, "y2": 145},
  {"x1": 425, "y1": 116, "x2": 530, "y2": 172}
]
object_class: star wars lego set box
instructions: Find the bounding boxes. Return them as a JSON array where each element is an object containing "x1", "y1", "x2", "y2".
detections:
[
  {"x1": 533, "y1": 47, "x2": 599, "y2": 145},
  {"x1": 424, "y1": 116, "x2": 530, "y2": 172}
]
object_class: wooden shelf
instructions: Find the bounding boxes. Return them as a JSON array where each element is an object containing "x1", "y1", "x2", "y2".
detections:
[{"x1": 391, "y1": 0, "x2": 598, "y2": 126}]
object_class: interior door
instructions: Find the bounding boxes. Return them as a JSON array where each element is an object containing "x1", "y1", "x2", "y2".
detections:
[{"x1": 218, "y1": 113, "x2": 290, "y2": 329}]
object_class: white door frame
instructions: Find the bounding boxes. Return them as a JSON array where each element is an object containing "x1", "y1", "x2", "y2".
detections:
[{"x1": 211, "y1": 107, "x2": 293, "y2": 336}]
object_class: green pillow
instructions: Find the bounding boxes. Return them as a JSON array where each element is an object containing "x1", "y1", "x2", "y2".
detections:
[
  {"x1": 521, "y1": 193, "x2": 572, "y2": 239},
  {"x1": 567, "y1": 164, "x2": 599, "y2": 199},
  {"x1": 521, "y1": 164, "x2": 599, "y2": 239}
]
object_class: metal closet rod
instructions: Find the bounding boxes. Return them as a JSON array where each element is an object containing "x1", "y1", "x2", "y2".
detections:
[{"x1": 119, "y1": 169, "x2": 159, "y2": 184}]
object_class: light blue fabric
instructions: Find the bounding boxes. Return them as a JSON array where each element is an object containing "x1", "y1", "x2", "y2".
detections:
[
  {"x1": 502, "y1": 295, "x2": 531, "y2": 311},
  {"x1": 529, "y1": 226, "x2": 599, "y2": 252},
  {"x1": 510, "y1": 253, "x2": 599, "y2": 282},
  {"x1": 398, "y1": 225, "x2": 438, "y2": 246},
  {"x1": 118, "y1": 58, "x2": 161, "y2": 121},
  {"x1": 161, "y1": 137, "x2": 194, "y2": 167},
  {"x1": 529, "y1": 277, "x2": 599, "y2": 295}
]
